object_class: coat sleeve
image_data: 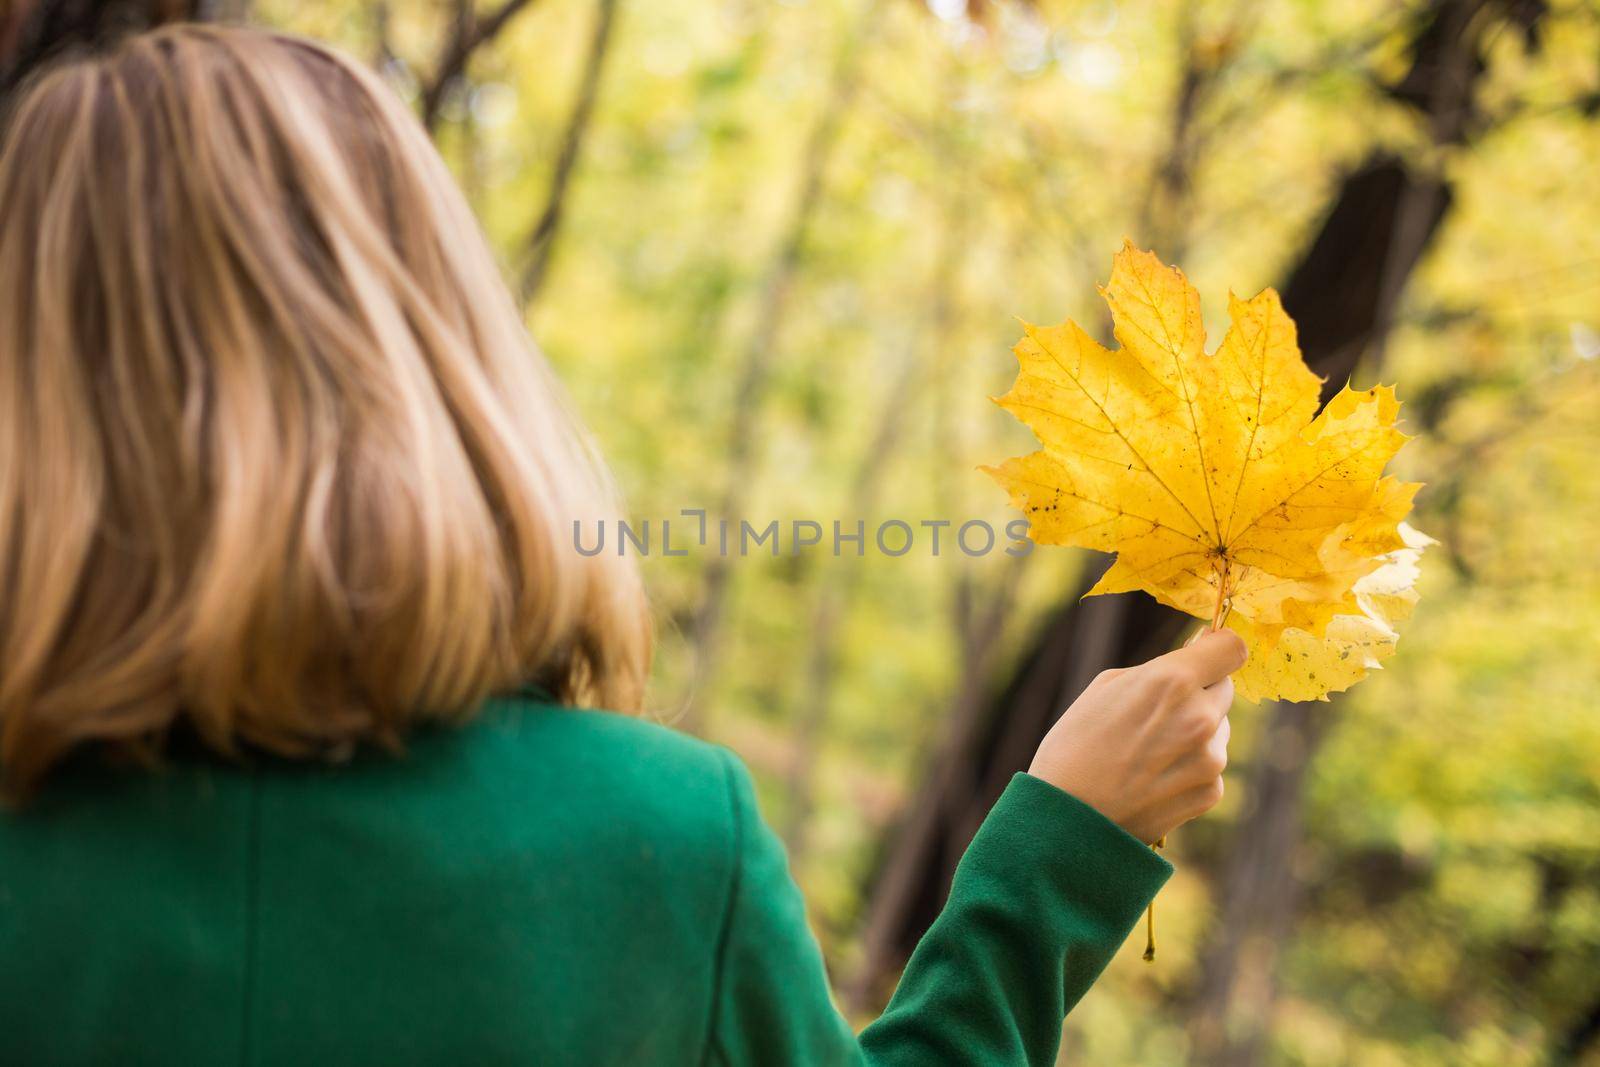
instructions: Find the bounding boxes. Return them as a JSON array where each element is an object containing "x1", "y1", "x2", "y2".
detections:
[{"x1": 706, "y1": 752, "x2": 1174, "y2": 1067}]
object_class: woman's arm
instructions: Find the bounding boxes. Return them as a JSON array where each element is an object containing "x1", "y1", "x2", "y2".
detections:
[{"x1": 706, "y1": 630, "x2": 1245, "y2": 1067}]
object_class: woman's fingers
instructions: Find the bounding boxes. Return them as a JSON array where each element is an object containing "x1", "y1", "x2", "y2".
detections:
[
  {"x1": 1198, "y1": 675, "x2": 1234, "y2": 726},
  {"x1": 1159, "y1": 684, "x2": 1233, "y2": 780},
  {"x1": 1167, "y1": 710, "x2": 1232, "y2": 805},
  {"x1": 1161, "y1": 722, "x2": 1229, "y2": 782},
  {"x1": 1153, "y1": 628, "x2": 1247, "y2": 690},
  {"x1": 1166, "y1": 776, "x2": 1227, "y2": 826},
  {"x1": 1186, "y1": 628, "x2": 1248, "y2": 685},
  {"x1": 1209, "y1": 711, "x2": 1232, "y2": 765},
  {"x1": 1146, "y1": 672, "x2": 1235, "y2": 764}
]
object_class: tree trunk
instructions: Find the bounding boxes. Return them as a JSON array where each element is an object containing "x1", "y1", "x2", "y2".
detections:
[
  {"x1": 782, "y1": 183, "x2": 969, "y2": 861},
  {"x1": 1185, "y1": 4, "x2": 1533, "y2": 1062},
  {"x1": 680, "y1": 5, "x2": 879, "y2": 733},
  {"x1": 1554, "y1": 993, "x2": 1600, "y2": 1066},
  {"x1": 1185, "y1": 698, "x2": 1331, "y2": 1066}
]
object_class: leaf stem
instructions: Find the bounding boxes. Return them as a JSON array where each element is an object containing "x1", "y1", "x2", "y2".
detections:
[
  {"x1": 1209, "y1": 557, "x2": 1233, "y2": 632},
  {"x1": 1142, "y1": 835, "x2": 1166, "y2": 961}
]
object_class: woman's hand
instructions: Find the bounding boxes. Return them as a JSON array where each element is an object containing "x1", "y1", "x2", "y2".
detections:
[{"x1": 1027, "y1": 628, "x2": 1246, "y2": 844}]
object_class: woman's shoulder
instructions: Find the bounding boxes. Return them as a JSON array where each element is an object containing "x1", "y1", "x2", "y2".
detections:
[
  {"x1": 449, "y1": 698, "x2": 757, "y2": 932},
  {"x1": 8, "y1": 696, "x2": 754, "y2": 859},
  {"x1": 478, "y1": 693, "x2": 737, "y2": 786},
  {"x1": 464, "y1": 694, "x2": 754, "y2": 850}
]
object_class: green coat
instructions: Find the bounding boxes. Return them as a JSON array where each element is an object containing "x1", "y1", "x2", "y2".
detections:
[{"x1": 0, "y1": 690, "x2": 1172, "y2": 1065}]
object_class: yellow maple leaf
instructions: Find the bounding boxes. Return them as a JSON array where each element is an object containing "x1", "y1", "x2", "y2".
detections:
[{"x1": 984, "y1": 242, "x2": 1427, "y2": 702}]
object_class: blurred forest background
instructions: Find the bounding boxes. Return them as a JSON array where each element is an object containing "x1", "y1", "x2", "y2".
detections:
[{"x1": 5, "y1": 0, "x2": 1600, "y2": 1063}]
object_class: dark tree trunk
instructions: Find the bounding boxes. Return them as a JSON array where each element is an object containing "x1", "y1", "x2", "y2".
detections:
[
  {"x1": 2, "y1": 0, "x2": 200, "y2": 102},
  {"x1": 1184, "y1": 699, "x2": 1332, "y2": 1066},
  {"x1": 1184, "y1": 4, "x2": 1540, "y2": 1063},
  {"x1": 848, "y1": 0, "x2": 1538, "y2": 1018},
  {"x1": 1555, "y1": 993, "x2": 1600, "y2": 1066}
]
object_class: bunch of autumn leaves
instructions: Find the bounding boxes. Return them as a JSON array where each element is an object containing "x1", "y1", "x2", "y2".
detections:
[{"x1": 987, "y1": 244, "x2": 1431, "y2": 702}]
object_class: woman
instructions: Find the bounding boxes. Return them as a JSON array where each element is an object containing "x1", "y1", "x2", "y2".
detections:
[{"x1": 0, "y1": 25, "x2": 1242, "y2": 1066}]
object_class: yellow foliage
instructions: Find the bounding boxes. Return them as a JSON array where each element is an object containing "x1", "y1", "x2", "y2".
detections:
[{"x1": 985, "y1": 243, "x2": 1428, "y2": 701}]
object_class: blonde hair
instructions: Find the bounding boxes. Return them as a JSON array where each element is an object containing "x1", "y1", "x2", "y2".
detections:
[{"x1": 0, "y1": 24, "x2": 650, "y2": 797}]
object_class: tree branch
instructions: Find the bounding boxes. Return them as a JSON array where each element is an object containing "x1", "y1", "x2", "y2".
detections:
[
  {"x1": 516, "y1": 0, "x2": 618, "y2": 304},
  {"x1": 417, "y1": 0, "x2": 540, "y2": 132}
]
